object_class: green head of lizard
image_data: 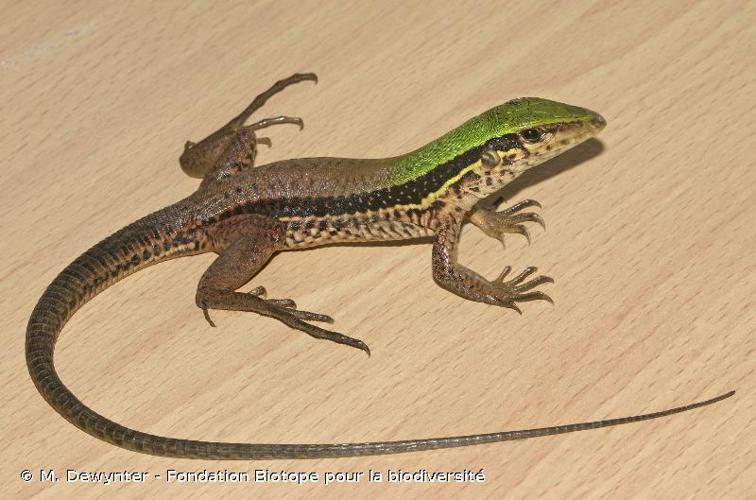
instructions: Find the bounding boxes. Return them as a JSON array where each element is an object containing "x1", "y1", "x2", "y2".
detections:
[{"x1": 388, "y1": 97, "x2": 606, "y2": 186}]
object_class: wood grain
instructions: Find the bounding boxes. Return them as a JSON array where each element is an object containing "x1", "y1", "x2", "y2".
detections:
[{"x1": 2, "y1": 1, "x2": 753, "y2": 498}]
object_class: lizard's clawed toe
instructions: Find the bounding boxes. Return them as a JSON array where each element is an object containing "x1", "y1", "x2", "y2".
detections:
[
  {"x1": 488, "y1": 266, "x2": 554, "y2": 311},
  {"x1": 470, "y1": 199, "x2": 546, "y2": 248},
  {"x1": 197, "y1": 288, "x2": 361, "y2": 351}
]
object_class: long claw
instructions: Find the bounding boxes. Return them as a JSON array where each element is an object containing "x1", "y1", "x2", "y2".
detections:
[
  {"x1": 288, "y1": 317, "x2": 370, "y2": 355},
  {"x1": 515, "y1": 291, "x2": 554, "y2": 304},
  {"x1": 505, "y1": 302, "x2": 523, "y2": 314},
  {"x1": 286, "y1": 309, "x2": 334, "y2": 323},
  {"x1": 515, "y1": 275, "x2": 554, "y2": 292},
  {"x1": 201, "y1": 301, "x2": 216, "y2": 327},
  {"x1": 247, "y1": 115, "x2": 305, "y2": 132},
  {"x1": 509, "y1": 224, "x2": 531, "y2": 244},
  {"x1": 507, "y1": 212, "x2": 545, "y2": 229},
  {"x1": 531, "y1": 213, "x2": 545, "y2": 229},
  {"x1": 256, "y1": 137, "x2": 272, "y2": 148},
  {"x1": 496, "y1": 266, "x2": 512, "y2": 282},
  {"x1": 510, "y1": 266, "x2": 538, "y2": 285},
  {"x1": 501, "y1": 199, "x2": 541, "y2": 215}
]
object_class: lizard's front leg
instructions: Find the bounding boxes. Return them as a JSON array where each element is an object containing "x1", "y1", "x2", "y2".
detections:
[
  {"x1": 432, "y1": 220, "x2": 553, "y2": 314},
  {"x1": 197, "y1": 214, "x2": 370, "y2": 354},
  {"x1": 469, "y1": 199, "x2": 545, "y2": 247}
]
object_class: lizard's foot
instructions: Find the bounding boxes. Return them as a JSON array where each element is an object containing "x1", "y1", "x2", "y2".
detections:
[
  {"x1": 228, "y1": 115, "x2": 304, "y2": 150},
  {"x1": 485, "y1": 266, "x2": 554, "y2": 313},
  {"x1": 243, "y1": 285, "x2": 333, "y2": 322},
  {"x1": 180, "y1": 73, "x2": 317, "y2": 179},
  {"x1": 228, "y1": 73, "x2": 316, "y2": 131},
  {"x1": 469, "y1": 199, "x2": 545, "y2": 248},
  {"x1": 197, "y1": 288, "x2": 370, "y2": 355}
]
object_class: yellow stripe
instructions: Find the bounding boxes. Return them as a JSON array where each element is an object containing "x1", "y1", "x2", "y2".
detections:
[{"x1": 393, "y1": 159, "x2": 483, "y2": 211}]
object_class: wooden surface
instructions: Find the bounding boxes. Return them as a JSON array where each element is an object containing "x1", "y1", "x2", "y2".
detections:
[{"x1": 2, "y1": 1, "x2": 754, "y2": 498}]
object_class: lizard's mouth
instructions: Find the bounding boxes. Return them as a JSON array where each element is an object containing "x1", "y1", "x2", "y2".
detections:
[
  {"x1": 556, "y1": 115, "x2": 604, "y2": 149},
  {"x1": 514, "y1": 117, "x2": 605, "y2": 172}
]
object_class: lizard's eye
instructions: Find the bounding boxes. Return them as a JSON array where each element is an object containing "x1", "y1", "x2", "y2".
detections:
[{"x1": 519, "y1": 129, "x2": 544, "y2": 143}]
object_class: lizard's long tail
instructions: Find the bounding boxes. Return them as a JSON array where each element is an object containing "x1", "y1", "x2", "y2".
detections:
[{"x1": 26, "y1": 211, "x2": 734, "y2": 459}]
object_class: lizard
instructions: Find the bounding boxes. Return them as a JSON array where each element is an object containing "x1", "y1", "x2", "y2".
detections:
[{"x1": 26, "y1": 73, "x2": 733, "y2": 459}]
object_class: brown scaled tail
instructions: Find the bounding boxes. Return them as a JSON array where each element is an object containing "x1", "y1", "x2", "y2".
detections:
[{"x1": 26, "y1": 212, "x2": 734, "y2": 458}]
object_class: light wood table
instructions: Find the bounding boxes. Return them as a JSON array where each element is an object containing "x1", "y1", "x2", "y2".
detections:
[{"x1": 2, "y1": 1, "x2": 753, "y2": 498}]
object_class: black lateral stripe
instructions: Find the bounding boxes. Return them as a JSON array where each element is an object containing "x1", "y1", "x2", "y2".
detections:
[{"x1": 249, "y1": 133, "x2": 522, "y2": 218}]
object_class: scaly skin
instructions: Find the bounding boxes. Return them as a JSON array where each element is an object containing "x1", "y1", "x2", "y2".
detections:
[{"x1": 26, "y1": 73, "x2": 733, "y2": 459}]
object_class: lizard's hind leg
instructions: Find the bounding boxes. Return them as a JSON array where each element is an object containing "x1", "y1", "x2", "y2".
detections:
[
  {"x1": 196, "y1": 214, "x2": 370, "y2": 355},
  {"x1": 179, "y1": 73, "x2": 317, "y2": 179}
]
